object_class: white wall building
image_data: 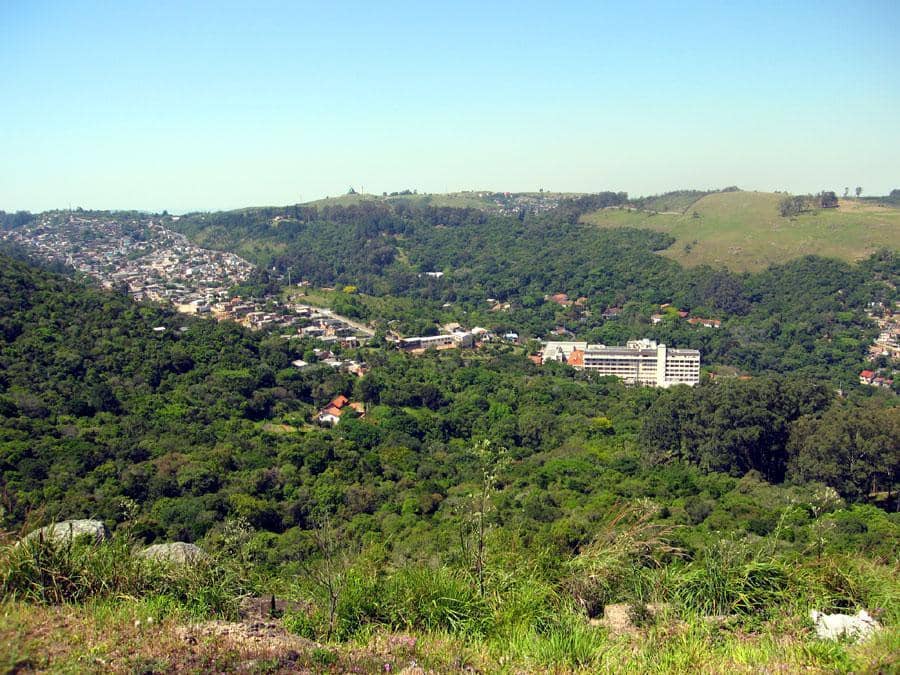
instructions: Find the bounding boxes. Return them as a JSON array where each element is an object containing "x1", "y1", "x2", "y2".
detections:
[{"x1": 542, "y1": 338, "x2": 700, "y2": 387}]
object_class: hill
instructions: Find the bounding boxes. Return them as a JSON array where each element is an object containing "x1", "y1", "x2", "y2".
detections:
[
  {"x1": 1, "y1": 256, "x2": 898, "y2": 673},
  {"x1": 581, "y1": 191, "x2": 900, "y2": 272}
]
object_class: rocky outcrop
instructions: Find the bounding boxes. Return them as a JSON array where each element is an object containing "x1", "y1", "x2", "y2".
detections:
[
  {"x1": 137, "y1": 542, "x2": 207, "y2": 565},
  {"x1": 22, "y1": 519, "x2": 110, "y2": 545},
  {"x1": 810, "y1": 609, "x2": 881, "y2": 642}
]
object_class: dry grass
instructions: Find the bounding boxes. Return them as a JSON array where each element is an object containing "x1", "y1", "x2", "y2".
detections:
[
  {"x1": 2, "y1": 596, "x2": 897, "y2": 673},
  {"x1": 0, "y1": 600, "x2": 418, "y2": 674},
  {"x1": 581, "y1": 191, "x2": 900, "y2": 271}
]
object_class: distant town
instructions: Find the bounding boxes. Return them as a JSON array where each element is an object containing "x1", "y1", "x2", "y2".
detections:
[
  {"x1": 1, "y1": 211, "x2": 253, "y2": 308},
  {"x1": 0, "y1": 211, "x2": 374, "y2": 342}
]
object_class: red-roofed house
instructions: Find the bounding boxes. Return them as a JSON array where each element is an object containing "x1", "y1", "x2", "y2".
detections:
[
  {"x1": 859, "y1": 370, "x2": 876, "y2": 384},
  {"x1": 317, "y1": 395, "x2": 364, "y2": 426}
]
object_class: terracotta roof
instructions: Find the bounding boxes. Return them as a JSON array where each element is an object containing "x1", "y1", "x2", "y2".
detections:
[
  {"x1": 329, "y1": 395, "x2": 349, "y2": 408},
  {"x1": 567, "y1": 349, "x2": 584, "y2": 367},
  {"x1": 859, "y1": 370, "x2": 875, "y2": 378}
]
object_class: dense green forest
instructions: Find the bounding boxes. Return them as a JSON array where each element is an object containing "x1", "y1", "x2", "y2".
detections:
[
  {"x1": 171, "y1": 200, "x2": 897, "y2": 387},
  {"x1": 1, "y1": 255, "x2": 896, "y2": 560},
  {"x1": 1, "y1": 252, "x2": 898, "y2": 671}
]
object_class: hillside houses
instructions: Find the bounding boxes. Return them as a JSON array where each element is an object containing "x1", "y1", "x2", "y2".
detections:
[
  {"x1": 316, "y1": 395, "x2": 365, "y2": 426},
  {"x1": 687, "y1": 317, "x2": 722, "y2": 328},
  {"x1": 653, "y1": 304, "x2": 721, "y2": 328},
  {"x1": 859, "y1": 369, "x2": 894, "y2": 389},
  {"x1": 1, "y1": 212, "x2": 254, "y2": 310}
]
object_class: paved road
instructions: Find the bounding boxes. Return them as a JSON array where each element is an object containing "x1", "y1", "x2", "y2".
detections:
[{"x1": 316, "y1": 308, "x2": 375, "y2": 336}]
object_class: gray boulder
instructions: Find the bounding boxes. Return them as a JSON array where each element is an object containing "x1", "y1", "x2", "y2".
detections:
[
  {"x1": 22, "y1": 519, "x2": 110, "y2": 545},
  {"x1": 138, "y1": 542, "x2": 208, "y2": 565}
]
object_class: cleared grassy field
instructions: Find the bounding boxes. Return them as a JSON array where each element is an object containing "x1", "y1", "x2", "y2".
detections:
[{"x1": 581, "y1": 192, "x2": 900, "y2": 271}]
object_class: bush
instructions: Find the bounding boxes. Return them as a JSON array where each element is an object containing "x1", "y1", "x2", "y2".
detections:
[
  {"x1": 676, "y1": 540, "x2": 790, "y2": 616},
  {"x1": 384, "y1": 566, "x2": 490, "y2": 636},
  {"x1": 501, "y1": 610, "x2": 606, "y2": 670},
  {"x1": 565, "y1": 502, "x2": 678, "y2": 616}
]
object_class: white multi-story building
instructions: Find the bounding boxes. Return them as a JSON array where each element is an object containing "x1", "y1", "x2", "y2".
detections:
[{"x1": 542, "y1": 338, "x2": 700, "y2": 387}]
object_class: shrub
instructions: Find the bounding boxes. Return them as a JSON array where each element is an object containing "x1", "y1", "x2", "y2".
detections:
[
  {"x1": 384, "y1": 566, "x2": 490, "y2": 636},
  {"x1": 675, "y1": 540, "x2": 790, "y2": 616},
  {"x1": 565, "y1": 502, "x2": 680, "y2": 616}
]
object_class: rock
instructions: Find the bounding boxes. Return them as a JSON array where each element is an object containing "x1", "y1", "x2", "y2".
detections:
[
  {"x1": 176, "y1": 619, "x2": 319, "y2": 652},
  {"x1": 22, "y1": 519, "x2": 110, "y2": 545},
  {"x1": 137, "y1": 542, "x2": 207, "y2": 565},
  {"x1": 600, "y1": 603, "x2": 636, "y2": 635},
  {"x1": 645, "y1": 602, "x2": 671, "y2": 617},
  {"x1": 810, "y1": 609, "x2": 881, "y2": 642}
]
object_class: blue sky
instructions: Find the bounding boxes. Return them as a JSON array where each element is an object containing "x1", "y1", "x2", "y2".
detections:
[{"x1": 1, "y1": 1, "x2": 898, "y2": 212}]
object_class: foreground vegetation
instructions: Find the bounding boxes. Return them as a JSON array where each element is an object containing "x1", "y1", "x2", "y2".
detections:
[{"x1": 1, "y1": 504, "x2": 897, "y2": 673}]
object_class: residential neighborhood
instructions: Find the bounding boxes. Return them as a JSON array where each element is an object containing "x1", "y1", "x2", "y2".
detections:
[
  {"x1": 1, "y1": 211, "x2": 254, "y2": 309},
  {"x1": 860, "y1": 301, "x2": 899, "y2": 389},
  {"x1": 0, "y1": 211, "x2": 377, "y2": 344}
]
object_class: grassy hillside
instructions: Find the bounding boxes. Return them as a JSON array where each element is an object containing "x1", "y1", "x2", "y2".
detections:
[{"x1": 581, "y1": 192, "x2": 900, "y2": 271}]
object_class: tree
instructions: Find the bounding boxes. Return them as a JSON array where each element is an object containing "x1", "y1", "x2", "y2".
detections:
[
  {"x1": 818, "y1": 191, "x2": 838, "y2": 208},
  {"x1": 855, "y1": 186, "x2": 863, "y2": 198},
  {"x1": 779, "y1": 195, "x2": 811, "y2": 217},
  {"x1": 787, "y1": 401, "x2": 899, "y2": 502}
]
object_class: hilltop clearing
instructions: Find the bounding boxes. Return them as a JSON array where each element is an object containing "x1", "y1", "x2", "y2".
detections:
[{"x1": 581, "y1": 191, "x2": 900, "y2": 272}]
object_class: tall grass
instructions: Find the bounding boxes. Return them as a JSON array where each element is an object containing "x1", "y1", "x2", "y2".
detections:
[
  {"x1": 501, "y1": 614, "x2": 607, "y2": 670},
  {"x1": 383, "y1": 565, "x2": 491, "y2": 636},
  {"x1": 798, "y1": 554, "x2": 900, "y2": 623},
  {"x1": 565, "y1": 501, "x2": 680, "y2": 615},
  {"x1": 675, "y1": 540, "x2": 790, "y2": 616},
  {"x1": 0, "y1": 533, "x2": 243, "y2": 617}
]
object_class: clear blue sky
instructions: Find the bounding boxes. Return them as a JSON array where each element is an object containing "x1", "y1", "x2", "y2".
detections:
[{"x1": 1, "y1": 1, "x2": 898, "y2": 213}]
